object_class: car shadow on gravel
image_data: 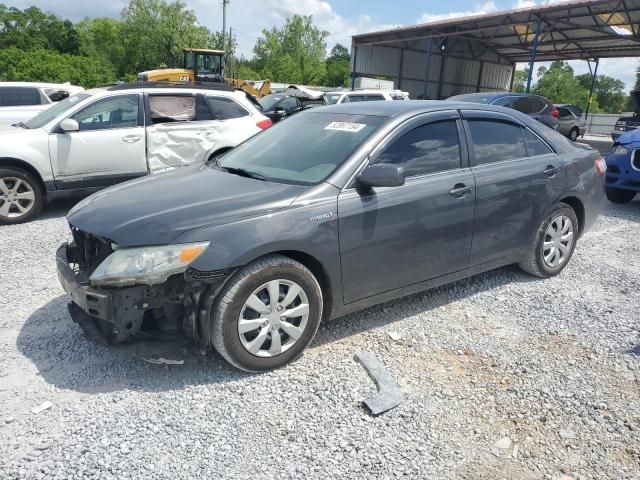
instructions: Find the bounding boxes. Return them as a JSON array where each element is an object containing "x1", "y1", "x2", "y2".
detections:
[
  {"x1": 17, "y1": 296, "x2": 251, "y2": 394},
  {"x1": 312, "y1": 265, "x2": 538, "y2": 347},
  {"x1": 18, "y1": 265, "x2": 537, "y2": 393}
]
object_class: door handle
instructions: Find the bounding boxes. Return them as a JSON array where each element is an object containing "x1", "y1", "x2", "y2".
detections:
[
  {"x1": 449, "y1": 184, "x2": 473, "y2": 197},
  {"x1": 543, "y1": 165, "x2": 560, "y2": 177},
  {"x1": 122, "y1": 135, "x2": 142, "y2": 143}
]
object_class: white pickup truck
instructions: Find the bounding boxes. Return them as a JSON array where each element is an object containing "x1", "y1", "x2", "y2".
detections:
[
  {"x1": 0, "y1": 82, "x2": 271, "y2": 224},
  {"x1": 0, "y1": 82, "x2": 84, "y2": 126}
]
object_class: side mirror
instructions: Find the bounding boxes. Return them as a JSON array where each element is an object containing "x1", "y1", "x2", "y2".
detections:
[
  {"x1": 358, "y1": 163, "x2": 405, "y2": 188},
  {"x1": 59, "y1": 118, "x2": 79, "y2": 133}
]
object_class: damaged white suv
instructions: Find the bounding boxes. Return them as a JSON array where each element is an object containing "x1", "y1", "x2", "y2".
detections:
[{"x1": 0, "y1": 82, "x2": 271, "y2": 224}]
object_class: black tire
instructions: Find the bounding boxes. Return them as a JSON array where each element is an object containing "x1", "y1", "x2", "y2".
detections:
[
  {"x1": 606, "y1": 187, "x2": 636, "y2": 204},
  {"x1": 519, "y1": 203, "x2": 579, "y2": 278},
  {"x1": 0, "y1": 167, "x2": 44, "y2": 225},
  {"x1": 568, "y1": 127, "x2": 579, "y2": 142},
  {"x1": 211, "y1": 255, "x2": 323, "y2": 372}
]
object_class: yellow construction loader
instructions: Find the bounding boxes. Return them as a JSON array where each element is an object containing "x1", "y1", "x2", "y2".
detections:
[{"x1": 138, "y1": 48, "x2": 271, "y2": 98}]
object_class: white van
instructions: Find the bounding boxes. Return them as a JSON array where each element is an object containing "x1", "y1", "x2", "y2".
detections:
[
  {"x1": 0, "y1": 82, "x2": 84, "y2": 126},
  {"x1": 323, "y1": 89, "x2": 410, "y2": 105}
]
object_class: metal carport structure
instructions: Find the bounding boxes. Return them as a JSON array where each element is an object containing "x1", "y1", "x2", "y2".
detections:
[{"x1": 350, "y1": 0, "x2": 640, "y2": 115}]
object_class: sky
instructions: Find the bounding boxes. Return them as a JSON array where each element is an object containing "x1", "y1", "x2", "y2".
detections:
[{"x1": 4, "y1": 0, "x2": 639, "y2": 90}]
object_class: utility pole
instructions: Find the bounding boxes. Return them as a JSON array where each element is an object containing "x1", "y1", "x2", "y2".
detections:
[
  {"x1": 222, "y1": 0, "x2": 230, "y2": 78},
  {"x1": 222, "y1": 0, "x2": 229, "y2": 54}
]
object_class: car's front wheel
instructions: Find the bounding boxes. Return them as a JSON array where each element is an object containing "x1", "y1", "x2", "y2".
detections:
[
  {"x1": 569, "y1": 127, "x2": 579, "y2": 142},
  {"x1": 211, "y1": 255, "x2": 323, "y2": 372},
  {"x1": 606, "y1": 187, "x2": 636, "y2": 204},
  {"x1": 519, "y1": 203, "x2": 578, "y2": 278},
  {"x1": 0, "y1": 167, "x2": 44, "y2": 225}
]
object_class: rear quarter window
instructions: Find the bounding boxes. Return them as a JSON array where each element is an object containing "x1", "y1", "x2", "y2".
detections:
[
  {"x1": 207, "y1": 96, "x2": 249, "y2": 120},
  {"x1": 0, "y1": 87, "x2": 42, "y2": 106},
  {"x1": 523, "y1": 129, "x2": 554, "y2": 156}
]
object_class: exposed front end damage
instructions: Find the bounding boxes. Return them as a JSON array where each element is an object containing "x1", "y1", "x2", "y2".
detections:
[{"x1": 56, "y1": 228, "x2": 232, "y2": 350}]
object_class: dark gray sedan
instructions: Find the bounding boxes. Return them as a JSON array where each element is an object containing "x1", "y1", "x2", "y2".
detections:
[{"x1": 57, "y1": 101, "x2": 606, "y2": 371}]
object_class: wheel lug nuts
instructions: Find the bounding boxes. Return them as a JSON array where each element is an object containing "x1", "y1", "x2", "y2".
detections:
[
  {"x1": 262, "y1": 320, "x2": 269, "y2": 327},
  {"x1": 277, "y1": 305, "x2": 283, "y2": 312},
  {"x1": 280, "y1": 316, "x2": 285, "y2": 321},
  {"x1": 272, "y1": 324, "x2": 278, "y2": 331},
  {"x1": 266, "y1": 308, "x2": 272, "y2": 314}
]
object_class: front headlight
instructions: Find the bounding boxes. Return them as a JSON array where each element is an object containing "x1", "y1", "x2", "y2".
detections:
[
  {"x1": 612, "y1": 145, "x2": 629, "y2": 156},
  {"x1": 90, "y1": 242, "x2": 210, "y2": 286}
]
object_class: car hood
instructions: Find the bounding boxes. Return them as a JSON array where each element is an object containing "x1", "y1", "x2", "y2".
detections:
[
  {"x1": 616, "y1": 128, "x2": 640, "y2": 146},
  {"x1": 0, "y1": 124, "x2": 42, "y2": 137},
  {"x1": 67, "y1": 164, "x2": 308, "y2": 246}
]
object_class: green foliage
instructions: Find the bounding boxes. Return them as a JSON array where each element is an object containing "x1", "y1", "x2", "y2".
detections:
[
  {"x1": 77, "y1": 17, "x2": 127, "y2": 77},
  {"x1": 576, "y1": 73, "x2": 627, "y2": 114},
  {"x1": 325, "y1": 43, "x2": 351, "y2": 87},
  {"x1": 120, "y1": 0, "x2": 218, "y2": 72},
  {"x1": 253, "y1": 15, "x2": 329, "y2": 84},
  {"x1": 635, "y1": 65, "x2": 640, "y2": 92},
  {"x1": 533, "y1": 61, "x2": 601, "y2": 113},
  {"x1": 0, "y1": 47, "x2": 115, "y2": 87},
  {"x1": 0, "y1": 4, "x2": 80, "y2": 54},
  {"x1": 512, "y1": 69, "x2": 529, "y2": 93}
]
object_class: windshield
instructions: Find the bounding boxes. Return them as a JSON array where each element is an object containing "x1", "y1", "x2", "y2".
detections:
[
  {"x1": 25, "y1": 93, "x2": 91, "y2": 129},
  {"x1": 324, "y1": 93, "x2": 342, "y2": 105},
  {"x1": 447, "y1": 93, "x2": 493, "y2": 104},
  {"x1": 258, "y1": 94, "x2": 284, "y2": 111},
  {"x1": 217, "y1": 112, "x2": 385, "y2": 185}
]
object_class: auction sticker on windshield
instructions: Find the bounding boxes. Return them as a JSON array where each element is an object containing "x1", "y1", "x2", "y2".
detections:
[{"x1": 325, "y1": 122, "x2": 366, "y2": 132}]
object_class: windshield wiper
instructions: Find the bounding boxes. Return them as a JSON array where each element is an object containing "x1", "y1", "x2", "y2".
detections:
[
  {"x1": 12, "y1": 121, "x2": 30, "y2": 129},
  {"x1": 220, "y1": 167, "x2": 267, "y2": 181}
]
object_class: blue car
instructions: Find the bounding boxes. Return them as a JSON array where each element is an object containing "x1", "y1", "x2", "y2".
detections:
[
  {"x1": 448, "y1": 92, "x2": 560, "y2": 130},
  {"x1": 605, "y1": 129, "x2": 640, "y2": 203}
]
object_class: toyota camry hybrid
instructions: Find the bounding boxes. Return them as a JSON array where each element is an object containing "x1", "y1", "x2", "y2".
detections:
[{"x1": 57, "y1": 101, "x2": 605, "y2": 372}]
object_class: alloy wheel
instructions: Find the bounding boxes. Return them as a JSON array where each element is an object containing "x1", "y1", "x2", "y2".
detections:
[
  {"x1": 0, "y1": 177, "x2": 36, "y2": 219},
  {"x1": 542, "y1": 215, "x2": 574, "y2": 268},
  {"x1": 237, "y1": 279, "x2": 310, "y2": 357}
]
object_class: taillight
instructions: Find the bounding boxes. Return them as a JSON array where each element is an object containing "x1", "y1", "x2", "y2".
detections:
[
  {"x1": 594, "y1": 157, "x2": 606, "y2": 176},
  {"x1": 551, "y1": 108, "x2": 560, "y2": 118},
  {"x1": 256, "y1": 119, "x2": 272, "y2": 130}
]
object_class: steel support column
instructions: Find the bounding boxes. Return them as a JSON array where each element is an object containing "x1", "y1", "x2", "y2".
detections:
[
  {"x1": 398, "y1": 49, "x2": 404, "y2": 90},
  {"x1": 585, "y1": 58, "x2": 599, "y2": 120},
  {"x1": 526, "y1": 16, "x2": 542, "y2": 93},
  {"x1": 350, "y1": 45, "x2": 358, "y2": 90},
  {"x1": 477, "y1": 61, "x2": 485, "y2": 92},
  {"x1": 422, "y1": 39, "x2": 434, "y2": 99},
  {"x1": 437, "y1": 53, "x2": 447, "y2": 99}
]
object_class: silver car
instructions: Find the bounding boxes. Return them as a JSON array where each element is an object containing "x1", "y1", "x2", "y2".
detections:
[{"x1": 556, "y1": 105, "x2": 586, "y2": 142}]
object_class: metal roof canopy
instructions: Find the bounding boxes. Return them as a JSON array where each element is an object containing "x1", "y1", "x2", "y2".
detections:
[{"x1": 351, "y1": 0, "x2": 640, "y2": 115}]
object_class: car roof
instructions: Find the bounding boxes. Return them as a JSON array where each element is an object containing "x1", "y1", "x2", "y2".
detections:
[
  {"x1": 0, "y1": 81, "x2": 83, "y2": 89},
  {"x1": 317, "y1": 99, "x2": 523, "y2": 117},
  {"x1": 450, "y1": 92, "x2": 546, "y2": 100}
]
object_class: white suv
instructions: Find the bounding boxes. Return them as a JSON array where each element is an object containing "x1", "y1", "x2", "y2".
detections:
[
  {"x1": 0, "y1": 83, "x2": 271, "y2": 224},
  {"x1": 0, "y1": 82, "x2": 84, "y2": 126},
  {"x1": 323, "y1": 89, "x2": 410, "y2": 104}
]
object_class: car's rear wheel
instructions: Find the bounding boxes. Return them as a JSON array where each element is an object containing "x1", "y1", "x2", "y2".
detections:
[
  {"x1": 606, "y1": 187, "x2": 636, "y2": 204},
  {"x1": 0, "y1": 167, "x2": 44, "y2": 225},
  {"x1": 211, "y1": 255, "x2": 323, "y2": 372},
  {"x1": 519, "y1": 203, "x2": 578, "y2": 278},
  {"x1": 569, "y1": 127, "x2": 579, "y2": 142}
]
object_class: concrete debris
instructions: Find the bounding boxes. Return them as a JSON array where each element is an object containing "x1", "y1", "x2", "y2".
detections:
[
  {"x1": 494, "y1": 436, "x2": 512, "y2": 449},
  {"x1": 31, "y1": 401, "x2": 53, "y2": 414}
]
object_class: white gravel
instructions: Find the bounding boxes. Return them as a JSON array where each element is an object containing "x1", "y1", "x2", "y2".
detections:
[{"x1": 1, "y1": 197, "x2": 639, "y2": 480}]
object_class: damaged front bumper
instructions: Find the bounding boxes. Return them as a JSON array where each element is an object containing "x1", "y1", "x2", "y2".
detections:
[{"x1": 56, "y1": 243, "x2": 227, "y2": 347}]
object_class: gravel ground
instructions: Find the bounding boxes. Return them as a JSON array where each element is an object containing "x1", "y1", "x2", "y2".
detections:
[{"x1": 0, "y1": 197, "x2": 639, "y2": 480}]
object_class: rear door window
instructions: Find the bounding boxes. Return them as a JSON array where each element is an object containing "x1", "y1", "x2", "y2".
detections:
[
  {"x1": 207, "y1": 96, "x2": 249, "y2": 120},
  {"x1": 149, "y1": 95, "x2": 196, "y2": 124},
  {"x1": 375, "y1": 120, "x2": 461, "y2": 177},
  {"x1": 346, "y1": 95, "x2": 365, "y2": 103},
  {"x1": 493, "y1": 97, "x2": 517, "y2": 109},
  {"x1": 523, "y1": 129, "x2": 553, "y2": 157},
  {"x1": 0, "y1": 87, "x2": 41, "y2": 106},
  {"x1": 365, "y1": 95, "x2": 385, "y2": 101},
  {"x1": 530, "y1": 97, "x2": 548, "y2": 114},
  {"x1": 467, "y1": 120, "x2": 527, "y2": 165},
  {"x1": 513, "y1": 97, "x2": 535, "y2": 114}
]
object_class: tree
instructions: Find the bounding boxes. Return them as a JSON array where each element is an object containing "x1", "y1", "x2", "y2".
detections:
[
  {"x1": 0, "y1": 4, "x2": 80, "y2": 54},
  {"x1": 534, "y1": 61, "x2": 600, "y2": 112},
  {"x1": 325, "y1": 43, "x2": 351, "y2": 87},
  {"x1": 77, "y1": 17, "x2": 127, "y2": 78},
  {"x1": 634, "y1": 65, "x2": 640, "y2": 92},
  {"x1": 576, "y1": 73, "x2": 627, "y2": 113},
  {"x1": 0, "y1": 47, "x2": 115, "y2": 87},
  {"x1": 512, "y1": 69, "x2": 529, "y2": 93},
  {"x1": 120, "y1": 0, "x2": 219, "y2": 73},
  {"x1": 253, "y1": 15, "x2": 328, "y2": 84}
]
